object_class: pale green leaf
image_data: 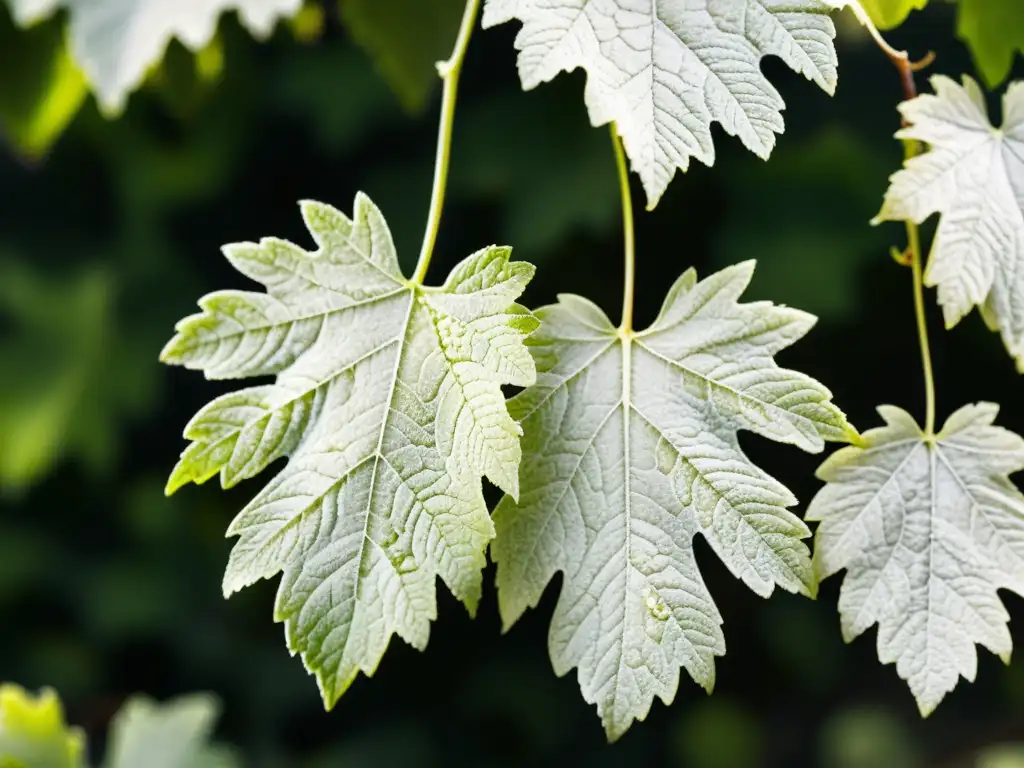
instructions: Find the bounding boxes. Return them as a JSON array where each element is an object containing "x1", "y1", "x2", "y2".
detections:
[
  {"x1": 7, "y1": 0, "x2": 301, "y2": 112},
  {"x1": 339, "y1": 0, "x2": 466, "y2": 113},
  {"x1": 858, "y1": 0, "x2": 927, "y2": 30},
  {"x1": 0, "y1": 684, "x2": 85, "y2": 768},
  {"x1": 808, "y1": 403, "x2": 1024, "y2": 715},
  {"x1": 162, "y1": 193, "x2": 537, "y2": 706},
  {"x1": 483, "y1": 0, "x2": 838, "y2": 208},
  {"x1": 104, "y1": 693, "x2": 237, "y2": 768},
  {"x1": 493, "y1": 261, "x2": 853, "y2": 740},
  {"x1": 957, "y1": 0, "x2": 1024, "y2": 90},
  {"x1": 874, "y1": 75, "x2": 1024, "y2": 370}
]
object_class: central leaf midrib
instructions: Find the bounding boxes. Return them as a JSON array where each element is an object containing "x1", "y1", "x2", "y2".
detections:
[
  {"x1": 347, "y1": 288, "x2": 419, "y2": 650},
  {"x1": 609, "y1": 333, "x2": 633, "y2": 728},
  {"x1": 248, "y1": 291, "x2": 422, "y2": 661}
]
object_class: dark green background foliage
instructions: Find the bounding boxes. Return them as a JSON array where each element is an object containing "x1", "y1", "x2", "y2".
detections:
[{"x1": 1, "y1": 2, "x2": 1024, "y2": 765}]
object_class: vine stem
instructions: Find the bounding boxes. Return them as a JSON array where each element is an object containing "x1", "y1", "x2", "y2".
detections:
[
  {"x1": 410, "y1": 0, "x2": 481, "y2": 285},
  {"x1": 610, "y1": 124, "x2": 636, "y2": 333},
  {"x1": 904, "y1": 141, "x2": 936, "y2": 437},
  {"x1": 868, "y1": 22, "x2": 937, "y2": 436}
]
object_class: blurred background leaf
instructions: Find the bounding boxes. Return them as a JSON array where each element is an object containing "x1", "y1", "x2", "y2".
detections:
[
  {"x1": 3, "y1": 0, "x2": 303, "y2": 114},
  {"x1": 0, "y1": 5, "x2": 86, "y2": 161},
  {"x1": 670, "y1": 699, "x2": 764, "y2": 768},
  {"x1": 0, "y1": 262, "x2": 155, "y2": 494},
  {"x1": 860, "y1": 0, "x2": 930, "y2": 31},
  {"x1": 956, "y1": 0, "x2": 1024, "y2": 89},
  {"x1": 817, "y1": 707, "x2": 920, "y2": 768},
  {"x1": 0, "y1": 684, "x2": 85, "y2": 768},
  {"x1": 104, "y1": 693, "x2": 237, "y2": 768},
  {"x1": 338, "y1": 0, "x2": 466, "y2": 113},
  {"x1": 979, "y1": 745, "x2": 1024, "y2": 768}
]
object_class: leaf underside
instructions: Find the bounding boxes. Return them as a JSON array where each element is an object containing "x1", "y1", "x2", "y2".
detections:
[
  {"x1": 482, "y1": 0, "x2": 839, "y2": 208},
  {"x1": 162, "y1": 193, "x2": 537, "y2": 707},
  {"x1": 808, "y1": 403, "x2": 1024, "y2": 715},
  {"x1": 492, "y1": 261, "x2": 853, "y2": 740},
  {"x1": 8, "y1": 0, "x2": 302, "y2": 112},
  {"x1": 875, "y1": 75, "x2": 1024, "y2": 370}
]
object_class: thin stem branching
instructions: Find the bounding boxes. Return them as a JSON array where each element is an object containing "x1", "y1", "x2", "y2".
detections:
[{"x1": 865, "y1": 16, "x2": 937, "y2": 436}]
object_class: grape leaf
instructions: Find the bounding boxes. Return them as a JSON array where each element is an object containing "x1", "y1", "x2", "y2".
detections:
[
  {"x1": 339, "y1": 0, "x2": 466, "y2": 113},
  {"x1": 859, "y1": 0, "x2": 928, "y2": 30},
  {"x1": 162, "y1": 193, "x2": 538, "y2": 706},
  {"x1": 875, "y1": 75, "x2": 1024, "y2": 370},
  {"x1": 7, "y1": 0, "x2": 301, "y2": 112},
  {"x1": 807, "y1": 403, "x2": 1024, "y2": 715},
  {"x1": 482, "y1": 0, "x2": 838, "y2": 209},
  {"x1": 492, "y1": 261, "x2": 853, "y2": 740},
  {"x1": 957, "y1": 0, "x2": 1024, "y2": 90},
  {"x1": 105, "y1": 693, "x2": 237, "y2": 768},
  {"x1": 0, "y1": 684, "x2": 85, "y2": 768}
]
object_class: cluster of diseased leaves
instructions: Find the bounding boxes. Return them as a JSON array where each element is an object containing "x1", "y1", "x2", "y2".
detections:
[{"x1": 144, "y1": 0, "x2": 1024, "y2": 744}]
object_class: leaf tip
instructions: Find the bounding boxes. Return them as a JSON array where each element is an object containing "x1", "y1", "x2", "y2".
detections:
[
  {"x1": 701, "y1": 673, "x2": 716, "y2": 696},
  {"x1": 221, "y1": 571, "x2": 244, "y2": 600},
  {"x1": 602, "y1": 717, "x2": 630, "y2": 744},
  {"x1": 163, "y1": 475, "x2": 183, "y2": 497},
  {"x1": 804, "y1": 578, "x2": 820, "y2": 601},
  {"x1": 463, "y1": 591, "x2": 482, "y2": 620},
  {"x1": 916, "y1": 696, "x2": 939, "y2": 718},
  {"x1": 158, "y1": 336, "x2": 182, "y2": 365}
]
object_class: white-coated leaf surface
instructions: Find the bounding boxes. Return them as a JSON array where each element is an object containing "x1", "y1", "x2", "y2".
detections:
[
  {"x1": 493, "y1": 261, "x2": 853, "y2": 740},
  {"x1": 807, "y1": 403, "x2": 1024, "y2": 715},
  {"x1": 483, "y1": 0, "x2": 838, "y2": 208},
  {"x1": 875, "y1": 75, "x2": 1024, "y2": 370},
  {"x1": 161, "y1": 193, "x2": 537, "y2": 707},
  {"x1": 8, "y1": 0, "x2": 301, "y2": 112}
]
